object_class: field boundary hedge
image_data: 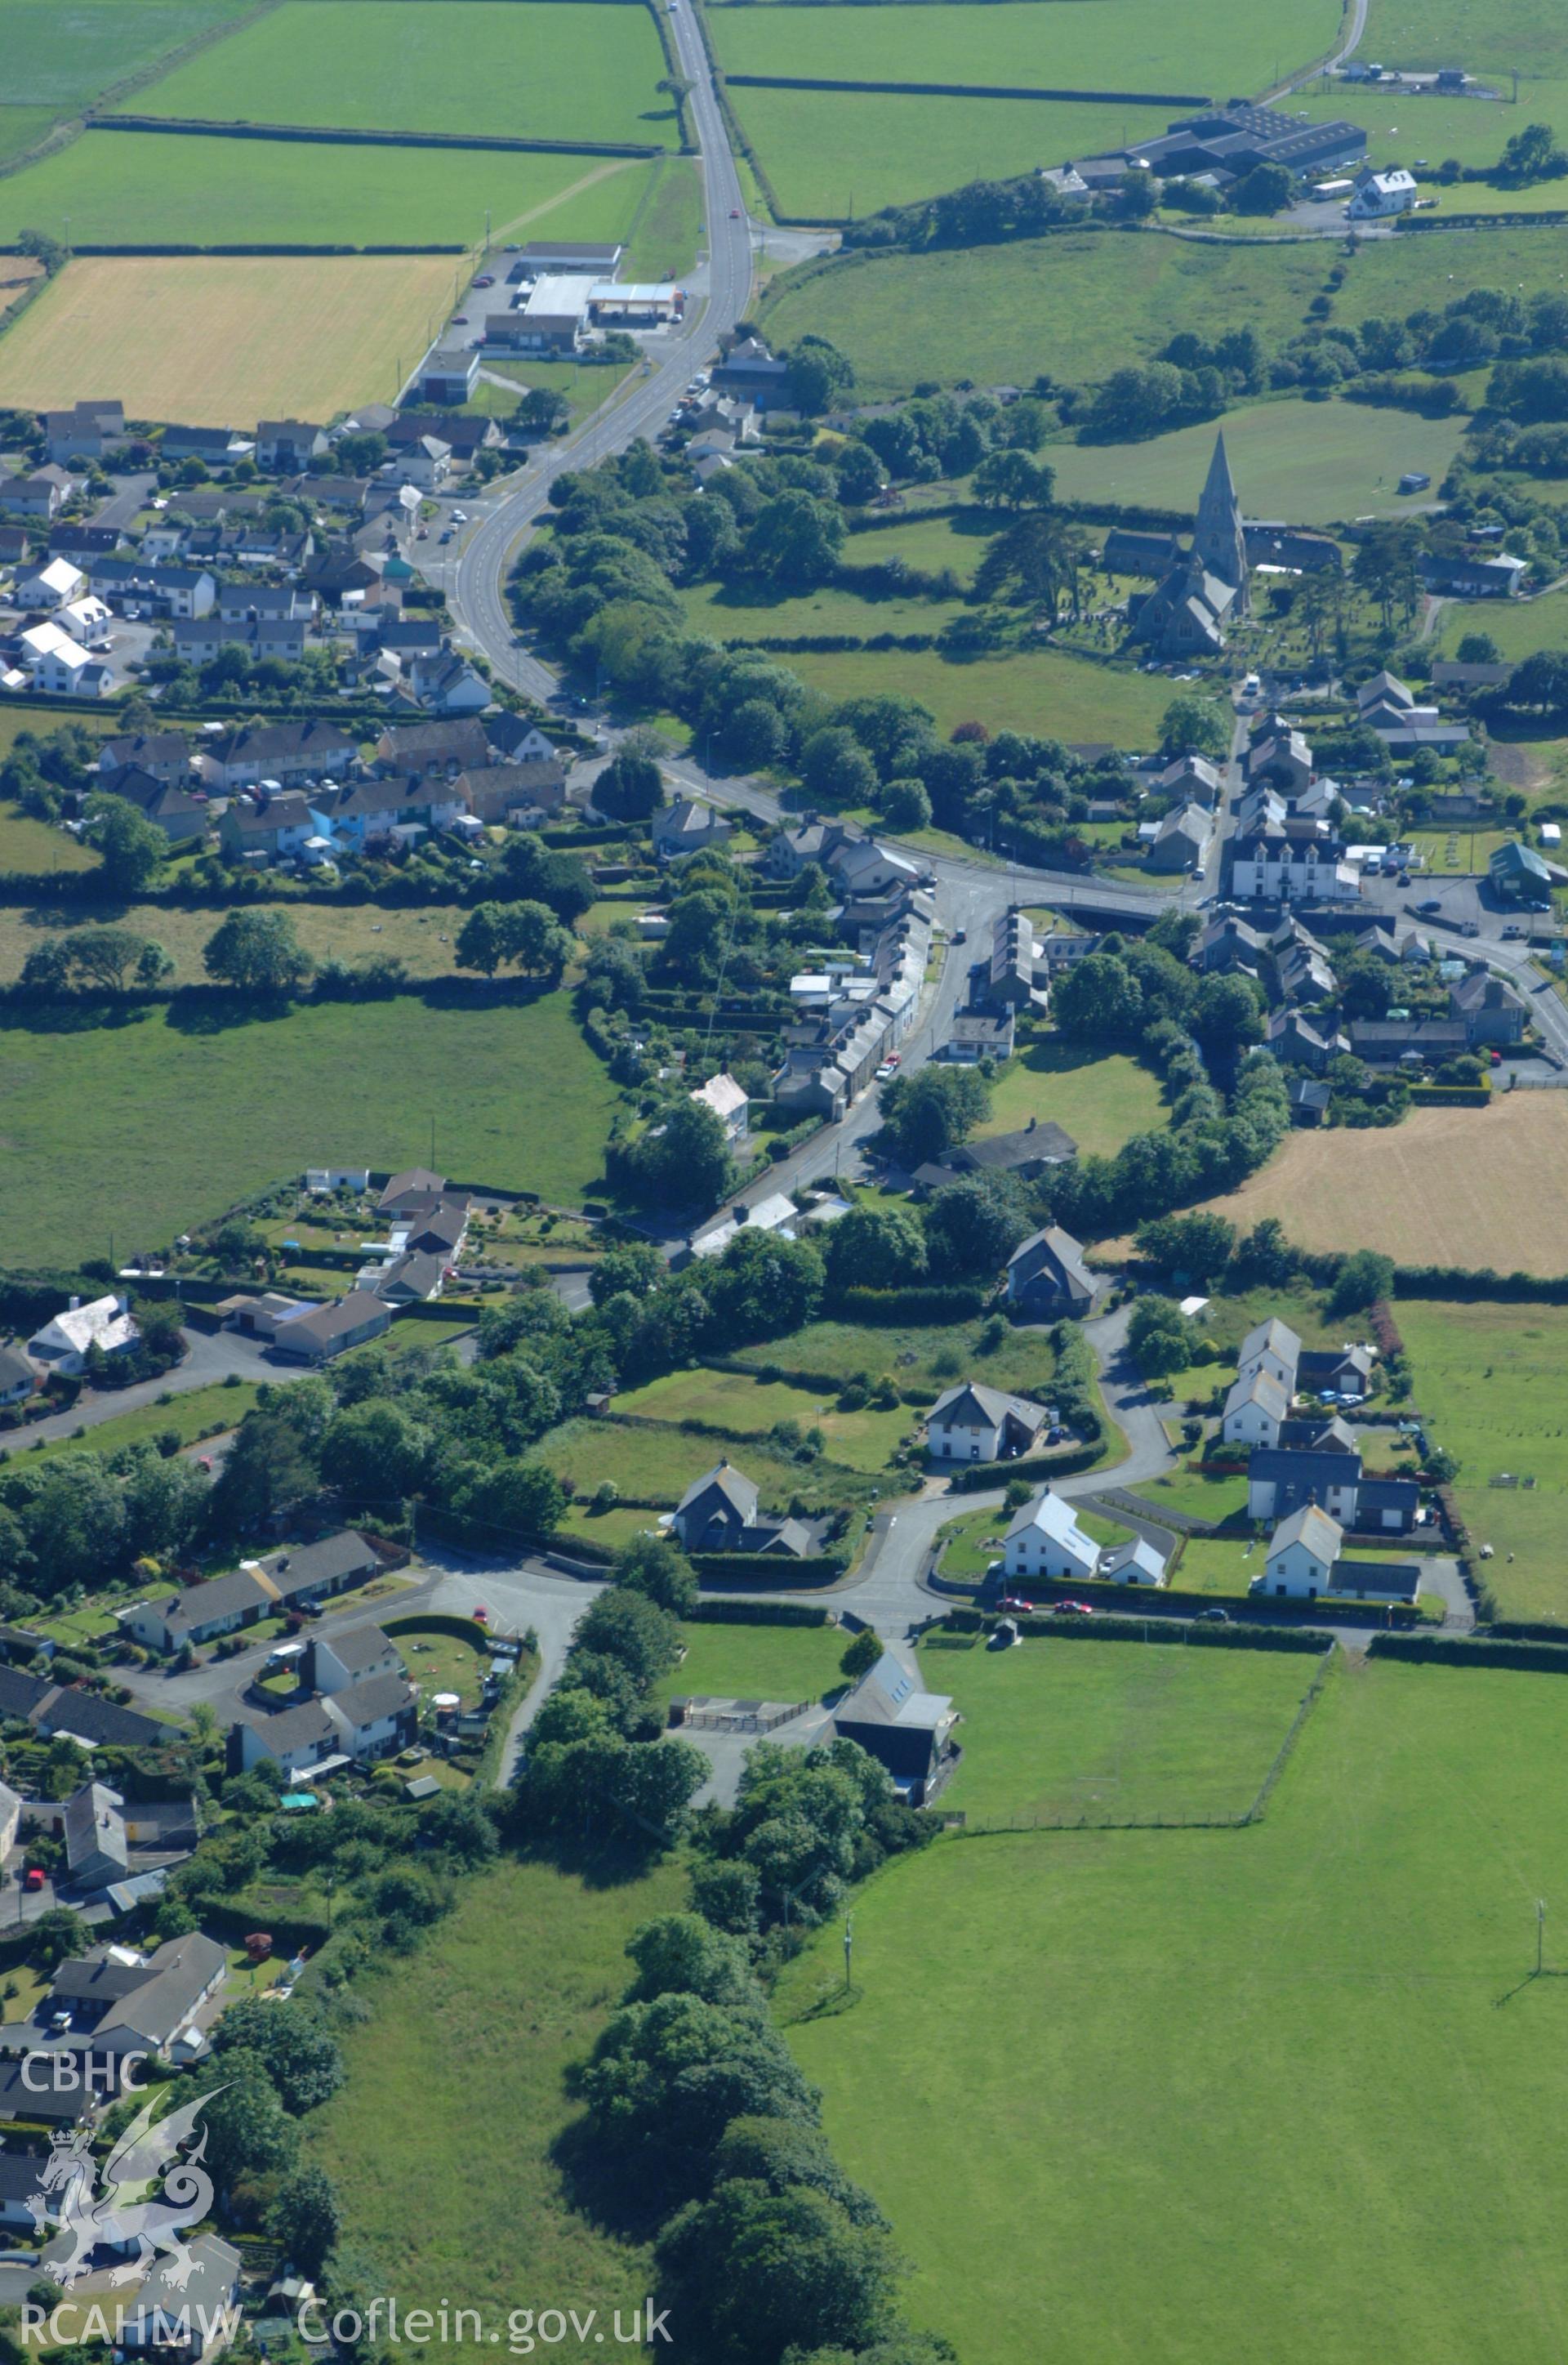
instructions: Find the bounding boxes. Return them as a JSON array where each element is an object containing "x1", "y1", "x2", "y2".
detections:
[
  {"x1": 939, "y1": 1607, "x2": 1332, "y2": 1652},
  {"x1": 687, "y1": 1597, "x2": 830, "y2": 1625},
  {"x1": 41, "y1": 241, "x2": 467, "y2": 257},
  {"x1": 693, "y1": 1551, "x2": 847, "y2": 1588},
  {"x1": 96, "y1": 115, "x2": 668, "y2": 159},
  {"x1": 1370, "y1": 1631, "x2": 1568, "y2": 1671},
  {"x1": 381, "y1": 1611, "x2": 492, "y2": 1649},
  {"x1": 945, "y1": 1440, "x2": 1105, "y2": 1490},
  {"x1": 723, "y1": 72, "x2": 1206, "y2": 105}
]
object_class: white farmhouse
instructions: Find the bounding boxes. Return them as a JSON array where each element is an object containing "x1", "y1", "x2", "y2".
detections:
[{"x1": 1348, "y1": 167, "x2": 1418, "y2": 220}]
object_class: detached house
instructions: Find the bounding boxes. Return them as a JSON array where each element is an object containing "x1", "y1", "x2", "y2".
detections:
[
  {"x1": 0, "y1": 466, "x2": 76, "y2": 520},
  {"x1": 669, "y1": 1461, "x2": 808, "y2": 1556},
  {"x1": 927, "y1": 1383, "x2": 1049, "y2": 1464},
  {"x1": 1222, "y1": 1367, "x2": 1290, "y2": 1448},
  {"x1": 256, "y1": 420, "x2": 327, "y2": 472},
  {"x1": 27, "y1": 1292, "x2": 136, "y2": 1376},
  {"x1": 1005, "y1": 1226, "x2": 1097, "y2": 1319},
  {"x1": 1002, "y1": 1489, "x2": 1099, "y2": 1585},
  {"x1": 653, "y1": 799, "x2": 733, "y2": 862}
]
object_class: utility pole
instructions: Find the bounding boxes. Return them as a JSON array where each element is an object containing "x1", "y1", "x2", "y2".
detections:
[
  {"x1": 1539, "y1": 1897, "x2": 1547, "y2": 1975},
  {"x1": 843, "y1": 1912, "x2": 854, "y2": 1991}
]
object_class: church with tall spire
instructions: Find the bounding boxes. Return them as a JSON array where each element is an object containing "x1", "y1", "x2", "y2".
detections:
[{"x1": 1129, "y1": 429, "x2": 1250, "y2": 658}]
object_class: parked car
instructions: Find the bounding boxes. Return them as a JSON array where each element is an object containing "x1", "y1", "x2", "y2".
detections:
[
  {"x1": 22, "y1": 1869, "x2": 44, "y2": 1892},
  {"x1": 1418, "y1": 898, "x2": 1443, "y2": 915},
  {"x1": 1197, "y1": 1607, "x2": 1231, "y2": 1624},
  {"x1": 998, "y1": 1595, "x2": 1035, "y2": 1614},
  {"x1": 875, "y1": 1061, "x2": 896, "y2": 1082},
  {"x1": 474, "y1": 274, "x2": 494, "y2": 288},
  {"x1": 1053, "y1": 1600, "x2": 1096, "y2": 1618},
  {"x1": 1503, "y1": 923, "x2": 1526, "y2": 939}
]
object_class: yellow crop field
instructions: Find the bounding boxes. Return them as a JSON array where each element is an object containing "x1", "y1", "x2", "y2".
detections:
[
  {"x1": 1200, "y1": 1091, "x2": 1568, "y2": 1274},
  {"x1": 0, "y1": 252, "x2": 461, "y2": 424}
]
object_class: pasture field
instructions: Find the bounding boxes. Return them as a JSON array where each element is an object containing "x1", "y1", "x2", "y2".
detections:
[
  {"x1": 1398, "y1": 1297, "x2": 1568, "y2": 1624},
  {"x1": 980, "y1": 1037, "x2": 1169, "y2": 1158},
  {"x1": 0, "y1": 107, "x2": 57, "y2": 167},
  {"x1": 537, "y1": 1413, "x2": 880, "y2": 1511},
  {"x1": 729, "y1": 1310, "x2": 1058, "y2": 1399},
  {"x1": 724, "y1": 87, "x2": 1156, "y2": 218},
  {"x1": 312, "y1": 1855, "x2": 684, "y2": 2365},
  {"x1": 0, "y1": 989, "x2": 617, "y2": 1268},
  {"x1": 1047, "y1": 397, "x2": 1470, "y2": 525},
  {"x1": 1198, "y1": 1092, "x2": 1568, "y2": 1277},
  {"x1": 0, "y1": 134, "x2": 653, "y2": 251},
  {"x1": 710, "y1": 0, "x2": 1343, "y2": 109},
  {"x1": 2, "y1": 1379, "x2": 263, "y2": 1466},
  {"x1": 917, "y1": 1631, "x2": 1317, "y2": 1823},
  {"x1": 1433, "y1": 587, "x2": 1568, "y2": 661},
  {"x1": 653, "y1": 1618, "x2": 849, "y2": 1710},
  {"x1": 0, "y1": 801, "x2": 98, "y2": 874},
  {"x1": 844, "y1": 510, "x2": 991, "y2": 583},
  {"x1": 1294, "y1": 78, "x2": 1568, "y2": 172},
  {"x1": 760, "y1": 223, "x2": 1568, "y2": 399},
  {"x1": 137, "y1": 0, "x2": 675, "y2": 145},
  {"x1": 620, "y1": 154, "x2": 705, "y2": 281},
  {"x1": 0, "y1": 0, "x2": 251, "y2": 109},
  {"x1": 674, "y1": 575, "x2": 968, "y2": 643},
  {"x1": 0, "y1": 899, "x2": 482, "y2": 985},
  {"x1": 1365, "y1": 0, "x2": 1568, "y2": 78},
  {"x1": 779, "y1": 1654, "x2": 1568, "y2": 2363},
  {"x1": 777, "y1": 640, "x2": 1174, "y2": 743},
  {"x1": 608, "y1": 1365, "x2": 915, "y2": 1471},
  {"x1": 0, "y1": 254, "x2": 457, "y2": 425}
]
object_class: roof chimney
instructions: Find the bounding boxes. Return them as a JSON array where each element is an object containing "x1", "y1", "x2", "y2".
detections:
[
  {"x1": 68, "y1": 1295, "x2": 80, "y2": 1312},
  {"x1": 732, "y1": 1203, "x2": 749, "y2": 1224},
  {"x1": 1027, "y1": 1116, "x2": 1036, "y2": 1131}
]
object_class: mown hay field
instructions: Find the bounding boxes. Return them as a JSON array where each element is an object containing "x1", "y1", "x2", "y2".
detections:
[
  {"x1": 0, "y1": 253, "x2": 457, "y2": 424},
  {"x1": 1200, "y1": 1092, "x2": 1568, "y2": 1275},
  {"x1": 136, "y1": 0, "x2": 675, "y2": 145}
]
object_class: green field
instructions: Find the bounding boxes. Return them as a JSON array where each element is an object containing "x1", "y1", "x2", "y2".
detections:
[
  {"x1": 981, "y1": 1037, "x2": 1169, "y2": 1158},
  {"x1": 844, "y1": 510, "x2": 991, "y2": 584},
  {"x1": 1433, "y1": 587, "x2": 1568, "y2": 661},
  {"x1": 654, "y1": 1615, "x2": 849, "y2": 1708},
  {"x1": 539, "y1": 1413, "x2": 880, "y2": 1510},
  {"x1": 0, "y1": 105, "x2": 56, "y2": 166},
  {"x1": 312, "y1": 1854, "x2": 684, "y2": 2365},
  {"x1": 0, "y1": 799, "x2": 98, "y2": 874},
  {"x1": 0, "y1": 989, "x2": 617, "y2": 1268},
  {"x1": 778, "y1": 640, "x2": 1174, "y2": 743},
  {"x1": 620, "y1": 153, "x2": 705, "y2": 280},
  {"x1": 0, "y1": 132, "x2": 654, "y2": 249},
  {"x1": 725, "y1": 87, "x2": 1157, "y2": 219},
  {"x1": 4, "y1": 1377, "x2": 262, "y2": 1466},
  {"x1": 760, "y1": 224, "x2": 1568, "y2": 400},
  {"x1": 1294, "y1": 77, "x2": 1568, "y2": 171},
  {"x1": 920, "y1": 1630, "x2": 1317, "y2": 1823},
  {"x1": 780, "y1": 1653, "x2": 1568, "y2": 2361},
  {"x1": 1365, "y1": 0, "x2": 1568, "y2": 78},
  {"x1": 712, "y1": 0, "x2": 1343, "y2": 110},
  {"x1": 675, "y1": 573, "x2": 967, "y2": 643},
  {"x1": 137, "y1": 0, "x2": 675, "y2": 145},
  {"x1": 1399, "y1": 1296, "x2": 1568, "y2": 1624},
  {"x1": 611, "y1": 1364, "x2": 915, "y2": 1471},
  {"x1": 1048, "y1": 396, "x2": 1468, "y2": 525},
  {"x1": 0, "y1": 0, "x2": 252, "y2": 108},
  {"x1": 729, "y1": 1309, "x2": 1058, "y2": 1400}
]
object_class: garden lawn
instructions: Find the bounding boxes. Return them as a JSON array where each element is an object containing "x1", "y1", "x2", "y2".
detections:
[
  {"x1": 760, "y1": 224, "x2": 1568, "y2": 401},
  {"x1": 729, "y1": 1311, "x2": 1057, "y2": 1400},
  {"x1": 311, "y1": 1854, "x2": 684, "y2": 2365},
  {"x1": 556, "y1": 1500, "x2": 666, "y2": 1552},
  {"x1": 0, "y1": 253, "x2": 458, "y2": 426},
  {"x1": 539, "y1": 1415, "x2": 879, "y2": 1511},
  {"x1": 712, "y1": 0, "x2": 1341, "y2": 110},
  {"x1": 653, "y1": 1617, "x2": 849, "y2": 1710},
  {"x1": 0, "y1": 0, "x2": 252, "y2": 109},
  {"x1": 0, "y1": 800, "x2": 98, "y2": 873},
  {"x1": 1133, "y1": 1465, "x2": 1252, "y2": 1524},
  {"x1": 1399, "y1": 1296, "x2": 1568, "y2": 1624},
  {"x1": 777, "y1": 642, "x2": 1172, "y2": 744},
  {"x1": 0, "y1": 989, "x2": 617, "y2": 1269},
  {"x1": 779, "y1": 1653, "x2": 1568, "y2": 2363},
  {"x1": 8, "y1": 1380, "x2": 261, "y2": 1466},
  {"x1": 137, "y1": 0, "x2": 675, "y2": 145},
  {"x1": 1047, "y1": 397, "x2": 1468, "y2": 527},
  {"x1": 390, "y1": 1626, "x2": 489, "y2": 1708},
  {"x1": 1198, "y1": 1092, "x2": 1568, "y2": 1277},
  {"x1": 915, "y1": 1628, "x2": 1317, "y2": 1823},
  {"x1": 980, "y1": 1037, "x2": 1169, "y2": 1159},
  {"x1": 0, "y1": 134, "x2": 653, "y2": 250},
  {"x1": 1433, "y1": 586, "x2": 1568, "y2": 661},
  {"x1": 1171, "y1": 1534, "x2": 1270, "y2": 1597},
  {"x1": 611, "y1": 1366, "x2": 915, "y2": 1471}
]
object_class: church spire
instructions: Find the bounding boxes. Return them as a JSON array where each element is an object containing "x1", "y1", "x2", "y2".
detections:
[{"x1": 1193, "y1": 429, "x2": 1249, "y2": 610}]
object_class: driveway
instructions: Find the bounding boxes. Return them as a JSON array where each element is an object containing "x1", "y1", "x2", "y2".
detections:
[{"x1": 0, "y1": 1327, "x2": 283, "y2": 1461}]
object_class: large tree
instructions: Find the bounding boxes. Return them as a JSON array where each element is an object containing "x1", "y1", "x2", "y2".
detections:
[{"x1": 203, "y1": 908, "x2": 313, "y2": 997}]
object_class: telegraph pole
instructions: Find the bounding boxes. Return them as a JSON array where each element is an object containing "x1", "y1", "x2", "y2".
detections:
[
  {"x1": 1539, "y1": 1898, "x2": 1547, "y2": 1975},
  {"x1": 843, "y1": 1912, "x2": 854, "y2": 1992}
]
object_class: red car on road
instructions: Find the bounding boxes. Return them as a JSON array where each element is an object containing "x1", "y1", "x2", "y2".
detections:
[
  {"x1": 1052, "y1": 1600, "x2": 1096, "y2": 1617},
  {"x1": 22, "y1": 1869, "x2": 44, "y2": 1892}
]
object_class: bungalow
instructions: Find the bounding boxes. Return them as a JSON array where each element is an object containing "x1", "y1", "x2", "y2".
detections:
[
  {"x1": 653, "y1": 798, "x2": 733, "y2": 862},
  {"x1": 122, "y1": 2233, "x2": 241, "y2": 2362},
  {"x1": 1350, "y1": 1018, "x2": 1468, "y2": 1065},
  {"x1": 1002, "y1": 1488, "x2": 1099, "y2": 1584},
  {"x1": 484, "y1": 713, "x2": 559, "y2": 766},
  {"x1": 27, "y1": 1293, "x2": 136, "y2": 1377},
  {"x1": 268, "y1": 1291, "x2": 391, "y2": 1363},
  {"x1": 373, "y1": 1249, "x2": 448, "y2": 1305},
  {"x1": 831, "y1": 1650, "x2": 957, "y2": 1805},
  {"x1": 0, "y1": 1347, "x2": 35, "y2": 1408},
  {"x1": 1221, "y1": 1367, "x2": 1290, "y2": 1448},
  {"x1": 946, "y1": 1010, "x2": 1016, "y2": 1062},
  {"x1": 927, "y1": 1382, "x2": 1049, "y2": 1464},
  {"x1": 125, "y1": 1566, "x2": 270, "y2": 1653},
  {"x1": 376, "y1": 1166, "x2": 450, "y2": 1216},
  {"x1": 162, "y1": 424, "x2": 251, "y2": 466},
  {"x1": 1005, "y1": 1225, "x2": 1097, "y2": 1319}
]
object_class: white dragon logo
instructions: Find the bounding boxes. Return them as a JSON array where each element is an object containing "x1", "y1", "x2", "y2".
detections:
[{"x1": 27, "y1": 2085, "x2": 225, "y2": 2289}]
